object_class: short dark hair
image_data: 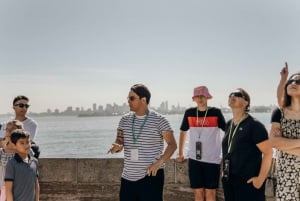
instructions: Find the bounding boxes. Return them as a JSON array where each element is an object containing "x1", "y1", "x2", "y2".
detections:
[
  {"x1": 10, "y1": 129, "x2": 30, "y2": 145},
  {"x1": 130, "y1": 84, "x2": 151, "y2": 104},
  {"x1": 13, "y1": 95, "x2": 29, "y2": 105}
]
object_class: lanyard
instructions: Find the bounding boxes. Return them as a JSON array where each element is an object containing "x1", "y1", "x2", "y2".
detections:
[
  {"x1": 196, "y1": 108, "x2": 208, "y2": 138},
  {"x1": 227, "y1": 115, "x2": 247, "y2": 153},
  {"x1": 131, "y1": 111, "x2": 149, "y2": 144}
]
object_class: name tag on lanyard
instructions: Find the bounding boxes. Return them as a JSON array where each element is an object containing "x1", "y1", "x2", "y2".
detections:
[{"x1": 130, "y1": 149, "x2": 139, "y2": 161}]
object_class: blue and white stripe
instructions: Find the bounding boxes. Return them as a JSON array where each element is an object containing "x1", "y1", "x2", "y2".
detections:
[{"x1": 118, "y1": 110, "x2": 172, "y2": 181}]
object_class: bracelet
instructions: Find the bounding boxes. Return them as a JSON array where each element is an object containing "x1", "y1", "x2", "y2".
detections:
[{"x1": 112, "y1": 143, "x2": 123, "y2": 147}]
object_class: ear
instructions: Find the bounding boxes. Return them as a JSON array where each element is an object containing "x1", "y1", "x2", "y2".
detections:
[
  {"x1": 141, "y1": 97, "x2": 146, "y2": 103},
  {"x1": 243, "y1": 100, "x2": 249, "y2": 108},
  {"x1": 11, "y1": 142, "x2": 17, "y2": 149}
]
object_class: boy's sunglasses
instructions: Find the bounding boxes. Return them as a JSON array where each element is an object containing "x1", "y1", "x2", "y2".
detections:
[
  {"x1": 229, "y1": 92, "x2": 246, "y2": 100},
  {"x1": 287, "y1": 79, "x2": 300, "y2": 85},
  {"x1": 14, "y1": 103, "x2": 30, "y2": 108}
]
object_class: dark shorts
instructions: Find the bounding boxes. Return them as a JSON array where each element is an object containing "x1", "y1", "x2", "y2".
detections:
[
  {"x1": 222, "y1": 174, "x2": 265, "y2": 201},
  {"x1": 188, "y1": 159, "x2": 220, "y2": 189},
  {"x1": 120, "y1": 169, "x2": 164, "y2": 201}
]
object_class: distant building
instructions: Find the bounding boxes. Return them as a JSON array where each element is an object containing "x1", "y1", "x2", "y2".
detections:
[{"x1": 18, "y1": 101, "x2": 276, "y2": 117}]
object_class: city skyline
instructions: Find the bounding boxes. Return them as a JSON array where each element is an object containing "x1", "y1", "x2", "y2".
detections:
[
  {"x1": 1, "y1": 0, "x2": 300, "y2": 114},
  {"x1": 0, "y1": 100, "x2": 275, "y2": 116},
  {"x1": 1, "y1": 100, "x2": 190, "y2": 115}
]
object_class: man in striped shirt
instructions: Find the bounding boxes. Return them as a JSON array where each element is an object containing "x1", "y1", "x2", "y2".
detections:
[{"x1": 108, "y1": 84, "x2": 177, "y2": 201}]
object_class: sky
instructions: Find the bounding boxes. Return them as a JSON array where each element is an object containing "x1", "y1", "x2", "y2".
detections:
[{"x1": 0, "y1": 0, "x2": 300, "y2": 114}]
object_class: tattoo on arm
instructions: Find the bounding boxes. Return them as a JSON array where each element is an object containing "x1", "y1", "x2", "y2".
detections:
[{"x1": 115, "y1": 129, "x2": 124, "y2": 145}]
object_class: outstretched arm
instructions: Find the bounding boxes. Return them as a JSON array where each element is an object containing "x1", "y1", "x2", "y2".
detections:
[
  {"x1": 277, "y1": 62, "x2": 288, "y2": 107},
  {"x1": 107, "y1": 129, "x2": 124, "y2": 154}
]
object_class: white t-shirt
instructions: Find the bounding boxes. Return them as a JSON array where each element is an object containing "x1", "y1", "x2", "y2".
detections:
[{"x1": 23, "y1": 117, "x2": 38, "y2": 140}]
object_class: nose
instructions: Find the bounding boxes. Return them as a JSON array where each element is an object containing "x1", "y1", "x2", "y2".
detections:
[{"x1": 25, "y1": 142, "x2": 31, "y2": 148}]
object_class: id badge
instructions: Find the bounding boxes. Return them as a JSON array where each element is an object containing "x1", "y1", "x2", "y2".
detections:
[
  {"x1": 130, "y1": 149, "x2": 139, "y2": 161},
  {"x1": 223, "y1": 159, "x2": 230, "y2": 181},
  {"x1": 196, "y1": 141, "x2": 202, "y2": 160}
]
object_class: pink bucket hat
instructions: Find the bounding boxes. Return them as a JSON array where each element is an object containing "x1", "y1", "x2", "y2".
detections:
[{"x1": 192, "y1": 86, "x2": 212, "y2": 99}]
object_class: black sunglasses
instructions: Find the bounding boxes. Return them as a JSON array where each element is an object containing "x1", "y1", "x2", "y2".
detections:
[
  {"x1": 287, "y1": 79, "x2": 300, "y2": 85},
  {"x1": 229, "y1": 92, "x2": 246, "y2": 99},
  {"x1": 127, "y1": 96, "x2": 138, "y2": 101},
  {"x1": 14, "y1": 103, "x2": 30, "y2": 108}
]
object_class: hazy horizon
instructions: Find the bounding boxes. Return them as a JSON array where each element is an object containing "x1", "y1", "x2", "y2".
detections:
[
  {"x1": 1, "y1": 0, "x2": 300, "y2": 114},
  {"x1": 0, "y1": 100, "x2": 277, "y2": 116}
]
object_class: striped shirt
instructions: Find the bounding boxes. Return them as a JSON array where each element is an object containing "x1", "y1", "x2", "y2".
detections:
[{"x1": 118, "y1": 110, "x2": 173, "y2": 181}]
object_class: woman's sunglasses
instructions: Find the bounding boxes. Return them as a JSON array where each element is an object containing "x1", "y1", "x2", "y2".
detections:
[
  {"x1": 229, "y1": 92, "x2": 246, "y2": 100},
  {"x1": 287, "y1": 79, "x2": 300, "y2": 86}
]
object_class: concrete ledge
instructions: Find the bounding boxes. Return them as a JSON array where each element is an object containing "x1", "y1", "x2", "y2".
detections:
[
  {"x1": 39, "y1": 158, "x2": 193, "y2": 201},
  {"x1": 38, "y1": 158, "x2": 275, "y2": 201}
]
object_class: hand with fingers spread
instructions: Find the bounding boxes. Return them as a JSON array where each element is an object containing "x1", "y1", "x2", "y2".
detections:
[
  {"x1": 146, "y1": 159, "x2": 164, "y2": 176},
  {"x1": 107, "y1": 129, "x2": 124, "y2": 154},
  {"x1": 107, "y1": 143, "x2": 123, "y2": 154}
]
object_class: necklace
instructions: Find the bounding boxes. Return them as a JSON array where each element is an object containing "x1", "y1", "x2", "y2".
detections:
[
  {"x1": 227, "y1": 114, "x2": 247, "y2": 153},
  {"x1": 131, "y1": 111, "x2": 149, "y2": 144},
  {"x1": 196, "y1": 108, "x2": 208, "y2": 138}
]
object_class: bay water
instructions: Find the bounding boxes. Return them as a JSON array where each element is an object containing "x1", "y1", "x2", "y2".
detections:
[{"x1": 0, "y1": 112, "x2": 272, "y2": 158}]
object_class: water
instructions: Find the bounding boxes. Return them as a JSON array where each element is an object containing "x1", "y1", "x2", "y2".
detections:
[{"x1": 0, "y1": 112, "x2": 272, "y2": 158}]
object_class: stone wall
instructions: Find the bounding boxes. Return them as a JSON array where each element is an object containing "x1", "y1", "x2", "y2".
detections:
[{"x1": 38, "y1": 158, "x2": 274, "y2": 201}]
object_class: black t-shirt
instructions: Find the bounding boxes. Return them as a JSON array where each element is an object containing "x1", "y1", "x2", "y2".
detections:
[
  {"x1": 271, "y1": 107, "x2": 282, "y2": 123},
  {"x1": 222, "y1": 115, "x2": 268, "y2": 180}
]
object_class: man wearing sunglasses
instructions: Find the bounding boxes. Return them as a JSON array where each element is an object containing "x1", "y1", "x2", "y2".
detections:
[
  {"x1": 108, "y1": 84, "x2": 177, "y2": 201},
  {"x1": 12, "y1": 96, "x2": 40, "y2": 159},
  {"x1": 0, "y1": 96, "x2": 39, "y2": 158},
  {"x1": 12, "y1": 95, "x2": 38, "y2": 141}
]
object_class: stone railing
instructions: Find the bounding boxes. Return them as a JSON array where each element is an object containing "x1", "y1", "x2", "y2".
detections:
[{"x1": 38, "y1": 158, "x2": 274, "y2": 201}]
